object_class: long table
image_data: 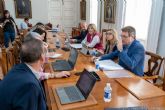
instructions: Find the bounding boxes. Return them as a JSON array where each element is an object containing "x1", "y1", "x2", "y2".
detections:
[{"x1": 44, "y1": 32, "x2": 165, "y2": 110}]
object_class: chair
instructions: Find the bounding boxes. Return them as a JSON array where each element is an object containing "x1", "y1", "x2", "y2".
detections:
[
  {"x1": 72, "y1": 27, "x2": 80, "y2": 38},
  {"x1": 143, "y1": 51, "x2": 164, "y2": 84},
  {"x1": 1, "y1": 48, "x2": 15, "y2": 76},
  {"x1": 0, "y1": 27, "x2": 4, "y2": 47}
]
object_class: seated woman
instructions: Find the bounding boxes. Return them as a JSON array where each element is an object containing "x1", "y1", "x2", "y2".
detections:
[
  {"x1": 33, "y1": 27, "x2": 47, "y2": 42},
  {"x1": 91, "y1": 29, "x2": 118, "y2": 60},
  {"x1": 103, "y1": 29, "x2": 118, "y2": 54},
  {"x1": 81, "y1": 23, "x2": 103, "y2": 50}
]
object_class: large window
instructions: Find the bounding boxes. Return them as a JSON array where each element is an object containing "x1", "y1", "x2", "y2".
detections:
[
  {"x1": 90, "y1": 0, "x2": 98, "y2": 28},
  {"x1": 125, "y1": 0, "x2": 152, "y2": 47}
]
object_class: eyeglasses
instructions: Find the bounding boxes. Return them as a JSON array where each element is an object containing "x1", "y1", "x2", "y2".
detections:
[
  {"x1": 120, "y1": 35, "x2": 129, "y2": 38},
  {"x1": 105, "y1": 32, "x2": 112, "y2": 35}
]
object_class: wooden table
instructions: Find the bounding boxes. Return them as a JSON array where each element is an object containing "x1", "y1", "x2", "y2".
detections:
[{"x1": 44, "y1": 32, "x2": 165, "y2": 110}]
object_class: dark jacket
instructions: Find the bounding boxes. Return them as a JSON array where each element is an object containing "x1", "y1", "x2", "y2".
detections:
[
  {"x1": 100, "y1": 40, "x2": 145, "y2": 76},
  {"x1": 3, "y1": 17, "x2": 16, "y2": 33},
  {"x1": 72, "y1": 30, "x2": 88, "y2": 43},
  {"x1": 0, "y1": 63, "x2": 47, "y2": 110}
]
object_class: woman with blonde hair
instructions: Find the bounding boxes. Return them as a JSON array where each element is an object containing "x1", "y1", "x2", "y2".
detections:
[
  {"x1": 104, "y1": 28, "x2": 118, "y2": 54},
  {"x1": 82, "y1": 23, "x2": 103, "y2": 50}
]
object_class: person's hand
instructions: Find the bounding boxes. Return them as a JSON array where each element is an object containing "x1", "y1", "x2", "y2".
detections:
[
  {"x1": 91, "y1": 56, "x2": 100, "y2": 63},
  {"x1": 55, "y1": 71, "x2": 71, "y2": 78},
  {"x1": 70, "y1": 39, "x2": 76, "y2": 43},
  {"x1": 117, "y1": 39, "x2": 123, "y2": 52}
]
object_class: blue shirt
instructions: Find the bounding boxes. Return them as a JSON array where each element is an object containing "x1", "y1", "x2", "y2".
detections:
[
  {"x1": 100, "y1": 40, "x2": 145, "y2": 76},
  {"x1": 20, "y1": 21, "x2": 28, "y2": 30}
]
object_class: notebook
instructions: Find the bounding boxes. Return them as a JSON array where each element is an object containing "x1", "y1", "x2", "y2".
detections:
[
  {"x1": 51, "y1": 48, "x2": 78, "y2": 71},
  {"x1": 55, "y1": 69, "x2": 97, "y2": 104}
]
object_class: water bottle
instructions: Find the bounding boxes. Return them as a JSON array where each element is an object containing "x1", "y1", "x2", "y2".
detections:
[
  {"x1": 104, "y1": 83, "x2": 112, "y2": 102},
  {"x1": 55, "y1": 38, "x2": 60, "y2": 48},
  {"x1": 95, "y1": 60, "x2": 100, "y2": 71}
]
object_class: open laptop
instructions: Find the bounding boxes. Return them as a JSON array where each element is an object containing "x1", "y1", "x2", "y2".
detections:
[
  {"x1": 51, "y1": 48, "x2": 78, "y2": 71},
  {"x1": 80, "y1": 43, "x2": 89, "y2": 55},
  {"x1": 55, "y1": 69, "x2": 97, "y2": 104}
]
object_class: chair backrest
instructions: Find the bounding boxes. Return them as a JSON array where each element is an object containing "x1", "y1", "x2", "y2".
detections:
[
  {"x1": 0, "y1": 27, "x2": 4, "y2": 47},
  {"x1": 72, "y1": 27, "x2": 80, "y2": 38},
  {"x1": 145, "y1": 51, "x2": 164, "y2": 83},
  {"x1": 1, "y1": 48, "x2": 15, "y2": 76}
]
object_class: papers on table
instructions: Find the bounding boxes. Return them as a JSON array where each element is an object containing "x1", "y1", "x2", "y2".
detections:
[
  {"x1": 47, "y1": 54, "x2": 62, "y2": 58},
  {"x1": 70, "y1": 44, "x2": 82, "y2": 49},
  {"x1": 96, "y1": 60, "x2": 123, "y2": 71},
  {"x1": 103, "y1": 71, "x2": 131, "y2": 78}
]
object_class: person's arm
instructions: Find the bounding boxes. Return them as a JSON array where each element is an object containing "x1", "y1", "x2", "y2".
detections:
[
  {"x1": 13, "y1": 84, "x2": 45, "y2": 110},
  {"x1": 11, "y1": 17, "x2": 20, "y2": 34},
  {"x1": 81, "y1": 35, "x2": 87, "y2": 45},
  {"x1": 119, "y1": 45, "x2": 145, "y2": 70},
  {"x1": 87, "y1": 35, "x2": 100, "y2": 48},
  {"x1": 100, "y1": 50, "x2": 119, "y2": 60}
]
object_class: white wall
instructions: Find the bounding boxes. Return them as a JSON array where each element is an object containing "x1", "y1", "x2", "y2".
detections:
[
  {"x1": 4, "y1": 0, "x2": 49, "y2": 28},
  {"x1": 78, "y1": 0, "x2": 125, "y2": 33},
  {"x1": 101, "y1": 0, "x2": 125, "y2": 33}
]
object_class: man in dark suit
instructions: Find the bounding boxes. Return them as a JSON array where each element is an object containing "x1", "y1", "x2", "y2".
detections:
[{"x1": 0, "y1": 33, "x2": 70, "y2": 110}]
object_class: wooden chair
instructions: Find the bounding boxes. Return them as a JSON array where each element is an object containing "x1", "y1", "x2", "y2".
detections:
[
  {"x1": 1, "y1": 48, "x2": 15, "y2": 76},
  {"x1": 12, "y1": 41, "x2": 21, "y2": 64},
  {"x1": 71, "y1": 27, "x2": 80, "y2": 38},
  {"x1": 143, "y1": 51, "x2": 164, "y2": 84},
  {"x1": 0, "y1": 27, "x2": 4, "y2": 47}
]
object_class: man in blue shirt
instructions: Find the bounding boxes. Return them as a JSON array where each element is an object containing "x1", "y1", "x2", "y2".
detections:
[
  {"x1": 100, "y1": 26, "x2": 145, "y2": 76},
  {"x1": 20, "y1": 17, "x2": 29, "y2": 30}
]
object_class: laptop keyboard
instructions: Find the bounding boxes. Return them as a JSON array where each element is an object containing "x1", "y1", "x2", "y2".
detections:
[{"x1": 64, "y1": 86, "x2": 81, "y2": 101}]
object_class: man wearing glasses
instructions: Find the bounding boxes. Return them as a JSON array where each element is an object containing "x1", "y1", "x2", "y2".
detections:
[{"x1": 99, "y1": 26, "x2": 145, "y2": 76}]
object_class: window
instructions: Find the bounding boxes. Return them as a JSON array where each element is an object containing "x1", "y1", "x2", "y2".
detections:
[
  {"x1": 125, "y1": 0, "x2": 152, "y2": 47},
  {"x1": 90, "y1": 0, "x2": 98, "y2": 28}
]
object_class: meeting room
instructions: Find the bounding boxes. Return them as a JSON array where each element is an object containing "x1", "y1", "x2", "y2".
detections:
[{"x1": 0, "y1": 0, "x2": 165, "y2": 110}]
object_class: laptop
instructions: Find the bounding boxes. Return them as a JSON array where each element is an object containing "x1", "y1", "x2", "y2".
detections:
[
  {"x1": 51, "y1": 48, "x2": 78, "y2": 71},
  {"x1": 80, "y1": 43, "x2": 89, "y2": 55},
  {"x1": 55, "y1": 69, "x2": 97, "y2": 104}
]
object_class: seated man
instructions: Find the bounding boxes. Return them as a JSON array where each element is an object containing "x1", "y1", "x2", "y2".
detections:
[
  {"x1": 99, "y1": 26, "x2": 145, "y2": 76},
  {"x1": 0, "y1": 33, "x2": 70, "y2": 110},
  {"x1": 70, "y1": 22, "x2": 88, "y2": 43},
  {"x1": 20, "y1": 17, "x2": 31, "y2": 30}
]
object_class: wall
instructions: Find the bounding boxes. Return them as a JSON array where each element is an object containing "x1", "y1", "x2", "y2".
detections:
[
  {"x1": 100, "y1": 0, "x2": 125, "y2": 33},
  {"x1": 157, "y1": 0, "x2": 165, "y2": 56},
  {"x1": 78, "y1": 0, "x2": 125, "y2": 33},
  {"x1": 4, "y1": 0, "x2": 48, "y2": 28}
]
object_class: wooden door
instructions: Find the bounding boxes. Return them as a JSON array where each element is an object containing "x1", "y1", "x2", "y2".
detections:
[{"x1": 48, "y1": 0, "x2": 78, "y2": 35}]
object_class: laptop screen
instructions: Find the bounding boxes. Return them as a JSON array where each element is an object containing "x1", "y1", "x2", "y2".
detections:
[
  {"x1": 68, "y1": 48, "x2": 78, "y2": 67},
  {"x1": 76, "y1": 69, "x2": 96, "y2": 99}
]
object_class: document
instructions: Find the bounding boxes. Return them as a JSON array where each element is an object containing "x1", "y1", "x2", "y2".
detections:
[
  {"x1": 103, "y1": 71, "x2": 131, "y2": 78},
  {"x1": 70, "y1": 44, "x2": 82, "y2": 49},
  {"x1": 47, "y1": 54, "x2": 62, "y2": 58},
  {"x1": 96, "y1": 60, "x2": 123, "y2": 71}
]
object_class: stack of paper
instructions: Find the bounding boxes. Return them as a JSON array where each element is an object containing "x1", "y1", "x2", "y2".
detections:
[
  {"x1": 70, "y1": 44, "x2": 82, "y2": 49},
  {"x1": 47, "y1": 54, "x2": 62, "y2": 58},
  {"x1": 103, "y1": 71, "x2": 131, "y2": 78},
  {"x1": 96, "y1": 60, "x2": 123, "y2": 71}
]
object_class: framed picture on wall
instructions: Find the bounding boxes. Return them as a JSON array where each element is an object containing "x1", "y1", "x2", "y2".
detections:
[
  {"x1": 80, "y1": 0, "x2": 86, "y2": 20},
  {"x1": 14, "y1": 0, "x2": 32, "y2": 18},
  {"x1": 104, "y1": 0, "x2": 116, "y2": 23}
]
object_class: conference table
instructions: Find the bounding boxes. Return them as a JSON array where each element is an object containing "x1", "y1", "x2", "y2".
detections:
[{"x1": 43, "y1": 32, "x2": 165, "y2": 110}]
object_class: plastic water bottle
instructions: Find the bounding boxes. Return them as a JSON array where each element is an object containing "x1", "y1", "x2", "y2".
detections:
[
  {"x1": 55, "y1": 38, "x2": 60, "y2": 48},
  {"x1": 104, "y1": 83, "x2": 112, "y2": 102},
  {"x1": 95, "y1": 60, "x2": 99, "y2": 71}
]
